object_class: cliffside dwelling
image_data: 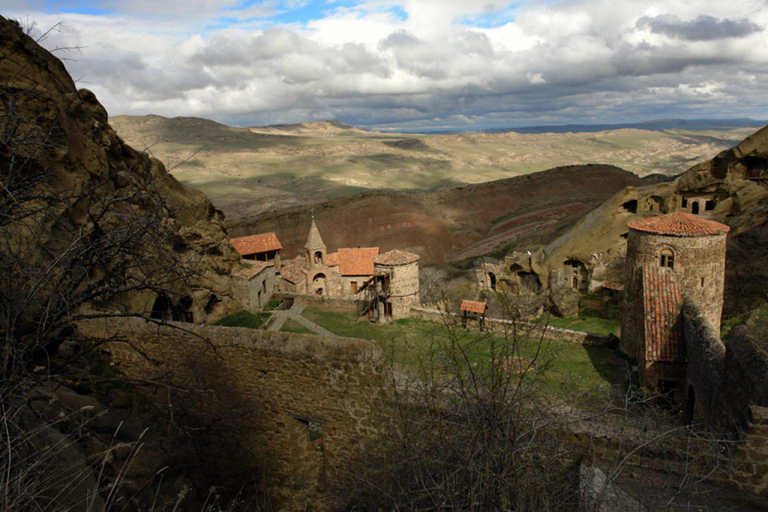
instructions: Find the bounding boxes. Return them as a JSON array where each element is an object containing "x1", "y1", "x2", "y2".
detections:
[{"x1": 620, "y1": 212, "x2": 729, "y2": 405}]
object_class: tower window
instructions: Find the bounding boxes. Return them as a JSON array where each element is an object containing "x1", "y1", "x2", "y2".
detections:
[{"x1": 660, "y1": 249, "x2": 674, "y2": 269}]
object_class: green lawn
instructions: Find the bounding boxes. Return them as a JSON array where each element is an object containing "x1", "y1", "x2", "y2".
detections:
[
  {"x1": 280, "y1": 319, "x2": 314, "y2": 334},
  {"x1": 214, "y1": 311, "x2": 270, "y2": 329},
  {"x1": 536, "y1": 315, "x2": 621, "y2": 336},
  {"x1": 301, "y1": 306, "x2": 628, "y2": 399}
]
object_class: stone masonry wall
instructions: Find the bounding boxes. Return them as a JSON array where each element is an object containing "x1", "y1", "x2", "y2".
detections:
[
  {"x1": 410, "y1": 307, "x2": 616, "y2": 346},
  {"x1": 76, "y1": 317, "x2": 385, "y2": 510},
  {"x1": 682, "y1": 304, "x2": 726, "y2": 424},
  {"x1": 385, "y1": 261, "x2": 420, "y2": 320},
  {"x1": 232, "y1": 266, "x2": 278, "y2": 313}
]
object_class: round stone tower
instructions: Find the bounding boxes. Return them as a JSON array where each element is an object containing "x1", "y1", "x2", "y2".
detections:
[
  {"x1": 373, "y1": 249, "x2": 420, "y2": 320},
  {"x1": 620, "y1": 212, "x2": 729, "y2": 393}
]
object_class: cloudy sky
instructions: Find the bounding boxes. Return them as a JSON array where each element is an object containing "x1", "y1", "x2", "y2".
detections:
[{"x1": 6, "y1": 0, "x2": 768, "y2": 131}]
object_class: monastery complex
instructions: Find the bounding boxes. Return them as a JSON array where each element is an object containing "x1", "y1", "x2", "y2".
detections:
[{"x1": 230, "y1": 217, "x2": 420, "y2": 322}]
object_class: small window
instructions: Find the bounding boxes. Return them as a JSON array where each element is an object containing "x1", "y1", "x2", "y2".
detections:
[
  {"x1": 681, "y1": 197, "x2": 688, "y2": 208},
  {"x1": 660, "y1": 249, "x2": 674, "y2": 269},
  {"x1": 705, "y1": 200, "x2": 715, "y2": 211},
  {"x1": 700, "y1": 277, "x2": 705, "y2": 287},
  {"x1": 351, "y1": 281, "x2": 358, "y2": 293}
]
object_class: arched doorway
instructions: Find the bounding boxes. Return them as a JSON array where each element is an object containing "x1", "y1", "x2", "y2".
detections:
[{"x1": 312, "y1": 273, "x2": 327, "y2": 295}]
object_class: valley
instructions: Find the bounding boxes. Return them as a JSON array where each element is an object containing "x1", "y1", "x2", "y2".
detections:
[{"x1": 110, "y1": 114, "x2": 752, "y2": 221}]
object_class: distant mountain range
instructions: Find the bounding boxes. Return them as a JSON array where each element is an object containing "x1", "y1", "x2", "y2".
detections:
[
  {"x1": 487, "y1": 118, "x2": 768, "y2": 134},
  {"x1": 393, "y1": 118, "x2": 767, "y2": 135}
]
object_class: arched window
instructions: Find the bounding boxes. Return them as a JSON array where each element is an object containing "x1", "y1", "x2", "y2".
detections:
[
  {"x1": 314, "y1": 251, "x2": 323, "y2": 265},
  {"x1": 660, "y1": 249, "x2": 674, "y2": 269}
]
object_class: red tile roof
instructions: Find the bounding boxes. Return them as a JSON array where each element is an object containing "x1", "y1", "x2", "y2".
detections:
[
  {"x1": 281, "y1": 256, "x2": 307, "y2": 284},
  {"x1": 338, "y1": 247, "x2": 379, "y2": 276},
  {"x1": 460, "y1": 300, "x2": 488, "y2": 314},
  {"x1": 603, "y1": 282, "x2": 625, "y2": 291},
  {"x1": 374, "y1": 249, "x2": 420, "y2": 266},
  {"x1": 230, "y1": 233, "x2": 282, "y2": 256},
  {"x1": 326, "y1": 252, "x2": 339, "y2": 267},
  {"x1": 642, "y1": 265, "x2": 684, "y2": 363},
  {"x1": 628, "y1": 212, "x2": 730, "y2": 237},
  {"x1": 234, "y1": 260, "x2": 273, "y2": 280}
]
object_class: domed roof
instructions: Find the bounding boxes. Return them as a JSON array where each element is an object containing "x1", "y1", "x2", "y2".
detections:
[
  {"x1": 374, "y1": 249, "x2": 420, "y2": 265},
  {"x1": 628, "y1": 212, "x2": 730, "y2": 237}
]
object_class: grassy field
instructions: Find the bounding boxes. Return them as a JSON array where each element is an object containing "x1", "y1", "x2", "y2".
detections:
[
  {"x1": 301, "y1": 306, "x2": 629, "y2": 399},
  {"x1": 110, "y1": 116, "x2": 753, "y2": 220}
]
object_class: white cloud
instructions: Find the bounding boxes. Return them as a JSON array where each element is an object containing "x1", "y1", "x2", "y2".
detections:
[{"x1": 6, "y1": 0, "x2": 768, "y2": 129}]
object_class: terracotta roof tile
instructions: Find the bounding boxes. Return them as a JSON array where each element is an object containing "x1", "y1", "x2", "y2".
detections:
[
  {"x1": 374, "y1": 249, "x2": 420, "y2": 266},
  {"x1": 603, "y1": 282, "x2": 625, "y2": 291},
  {"x1": 460, "y1": 300, "x2": 488, "y2": 314},
  {"x1": 326, "y1": 252, "x2": 339, "y2": 267},
  {"x1": 338, "y1": 247, "x2": 379, "y2": 276},
  {"x1": 234, "y1": 260, "x2": 273, "y2": 280},
  {"x1": 281, "y1": 256, "x2": 307, "y2": 284},
  {"x1": 642, "y1": 265, "x2": 684, "y2": 363},
  {"x1": 230, "y1": 233, "x2": 282, "y2": 256},
  {"x1": 628, "y1": 212, "x2": 730, "y2": 237}
]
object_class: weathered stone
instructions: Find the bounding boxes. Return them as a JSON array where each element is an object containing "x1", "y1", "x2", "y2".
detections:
[{"x1": 550, "y1": 285, "x2": 580, "y2": 318}]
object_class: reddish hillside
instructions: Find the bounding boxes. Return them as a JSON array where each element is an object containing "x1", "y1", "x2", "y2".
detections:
[{"x1": 227, "y1": 164, "x2": 645, "y2": 263}]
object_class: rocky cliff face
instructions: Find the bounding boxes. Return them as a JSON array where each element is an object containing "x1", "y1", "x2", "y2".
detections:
[
  {"x1": 0, "y1": 16, "x2": 240, "y2": 325},
  {"x1": 497, "y1": 126, "x2": 768, "y2": 302}
]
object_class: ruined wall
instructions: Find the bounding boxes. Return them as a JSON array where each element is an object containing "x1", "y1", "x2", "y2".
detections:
[
  {"x1": 720, "y1": 325, "x2": 768, "y2": 430},
  {"x1": 409, "y1": 307, "x2": 616, "y2": 346},
  {"x1": 77, "y1": 318, "x2": 385, "y2": 509},
  {"x1": 683, "y1": 304, "x2": 726, "y2": 424}
]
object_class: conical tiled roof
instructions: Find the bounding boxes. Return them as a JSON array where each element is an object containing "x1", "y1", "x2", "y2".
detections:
[
  {"x1": 304, "y1": 218, "x2": 326, "y2": 250},
  {"x1": 374, "y1": 249, "x2": 420, "y2": 265},
  {"x1": 628, "y1": 212, "x2": 730, "y2": 237}
]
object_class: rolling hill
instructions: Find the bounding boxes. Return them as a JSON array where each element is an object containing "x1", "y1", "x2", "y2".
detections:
[
  {"x1": 227, "y1": 164, "x2": 647, "y2": 264},
  {"x1": 110, "y1": 115, "x2": 751, "y2": 221}
]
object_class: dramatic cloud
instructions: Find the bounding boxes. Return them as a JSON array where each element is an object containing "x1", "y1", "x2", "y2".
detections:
[
  {"x1": 638, "y1": 14, "x2": 762, "y2": 41},
  {"x1": 6, "y1": 0, "x2": 768, "y2": 130}
]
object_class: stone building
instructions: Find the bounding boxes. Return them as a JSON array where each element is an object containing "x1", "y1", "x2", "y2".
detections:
[
  {"x1": 232, "y1": 261, "x2": 279, "y2": 313},
  {"x1": 620, "y1": 212, "x2": 729, "y2": 399},
  {"x1": 229, "y1": 232, "x2": 284, "y2": 313},
  {"x1": 359, "y1": 249, "x2": 421, "y2": 321},
  {"x1": 276, "y1": 219, "x2": 421, "y2": 321}
]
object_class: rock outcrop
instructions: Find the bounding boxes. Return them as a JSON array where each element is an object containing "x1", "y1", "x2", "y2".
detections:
[
  {"x1": 497, "y1": 126, "x2": 768, "y2": 297},
  {"x1": 0, "y1": 16, "x2": 240, "y2": 324}
]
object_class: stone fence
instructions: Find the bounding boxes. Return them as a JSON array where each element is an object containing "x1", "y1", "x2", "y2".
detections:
[
  {"x1": 76, "y1": 317, "x2": 385, "y2": 510},
  {"x1": 273, "y1": 291, "x2": 358, "y2": 312},
  {"x1": 410, "y1": 307, "x2": 617, "y2": 346}
]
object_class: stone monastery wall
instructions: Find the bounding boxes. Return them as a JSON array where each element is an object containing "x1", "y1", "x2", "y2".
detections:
[{"x1": 76, "y1": 317, "x2": 385, "y2": 509}]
